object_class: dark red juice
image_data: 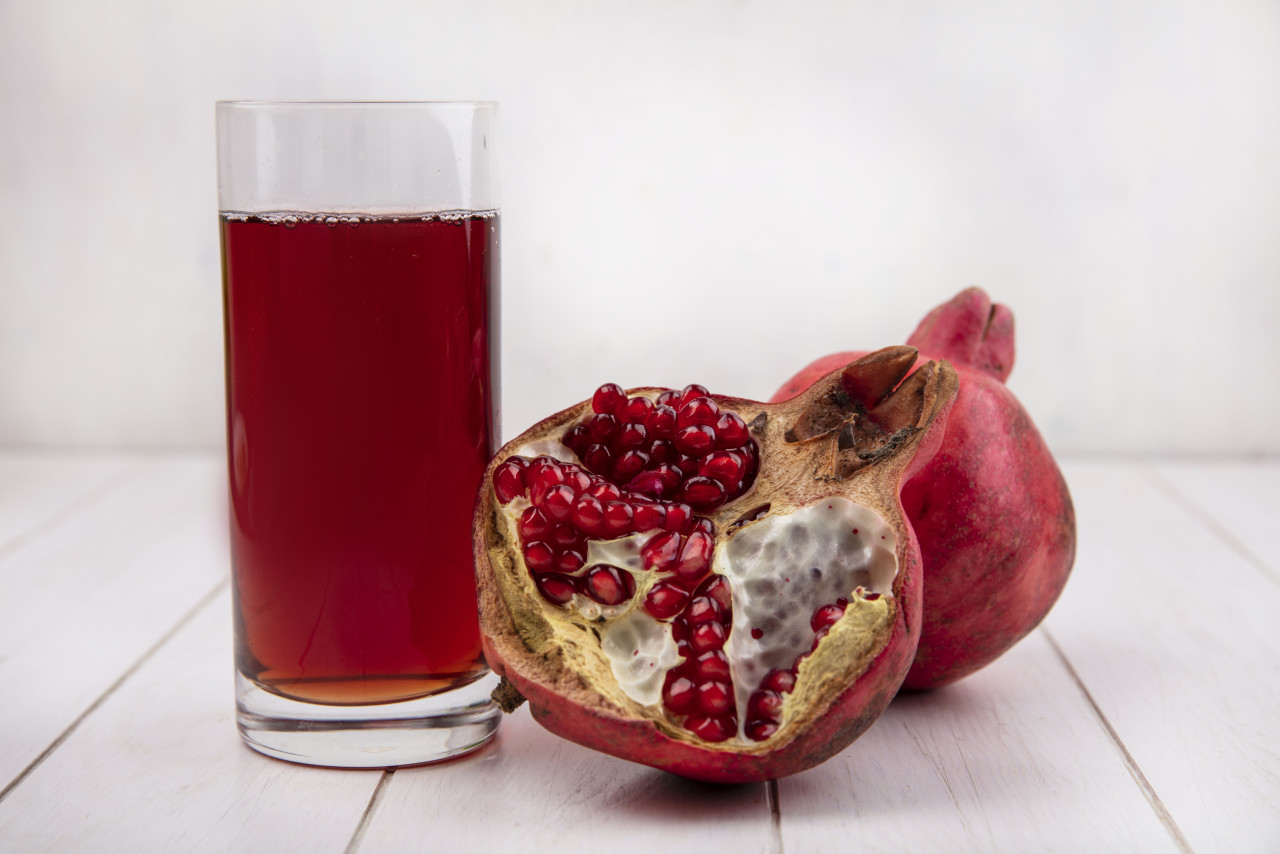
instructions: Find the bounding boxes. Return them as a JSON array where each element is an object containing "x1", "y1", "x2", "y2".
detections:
[{"x1": 221, "y1": 212, "x2": 498, "y2": 705}]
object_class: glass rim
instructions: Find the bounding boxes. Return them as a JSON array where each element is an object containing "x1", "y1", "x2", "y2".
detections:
[{"x1": 216, "y1": 100, "x2": 497, "y2": 110}]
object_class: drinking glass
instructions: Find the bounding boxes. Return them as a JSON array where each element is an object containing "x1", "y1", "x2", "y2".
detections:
[{"x1": 217, "y1": 101, "x2": 500, "y2": 767}]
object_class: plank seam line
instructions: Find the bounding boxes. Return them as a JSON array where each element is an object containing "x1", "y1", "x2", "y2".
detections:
[
  {"x1": 1043, "y1": 628, "x2": 1195, "y2": 854},
  {"x1": 0, "y1": 461, "x2": 149, "y2": 563},
  {"x1": 1142, "y1": 464, "x2": 1280, "y2": 591},
  {"x1": 765, "y1": 778, "x2": 784, "y2": 854},
  {"x1": 345, "y1": 769, "x2": 395, "y2": 854},
  {"x1": 0, "y1": 577, "x2": 229, "y2": 803}
]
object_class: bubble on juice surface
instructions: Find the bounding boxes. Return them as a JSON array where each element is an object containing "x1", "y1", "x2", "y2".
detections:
[{"x1": 222, "y1": 210, "x2": 499, "y2": 225}]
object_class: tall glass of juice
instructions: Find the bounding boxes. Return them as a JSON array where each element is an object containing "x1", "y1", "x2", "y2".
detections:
[{"x1": 216, "y1": 101, "x2": 500, "y2": 767}]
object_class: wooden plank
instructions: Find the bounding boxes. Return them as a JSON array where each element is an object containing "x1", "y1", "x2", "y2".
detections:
[
  {"x1": 0, "y1": 454, "x2": 229, "y2": 789},
  {"x1": 1149, "y1": 458, "x2": 1280, "y2": 581},
  {"x1": 0, "y1": 587, "x2": 381, "y2": 853},
  {"x1": 777, "y1": 630, "x2": 1179, "y2": 852},
  {"x1": 0, "y1": 452, "x2": 136, "y2": 549},
  {"x1": 1047, "y1": 459, "x2": 1280, "y2": 854},
  {"x1": 359, "y1": 705, "x2": 775, "y2": 854}
]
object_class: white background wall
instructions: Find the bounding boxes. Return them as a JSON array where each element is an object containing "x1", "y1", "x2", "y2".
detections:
[{"x1": 2, "y1": 0, "x2": 1277, "y2": 454}]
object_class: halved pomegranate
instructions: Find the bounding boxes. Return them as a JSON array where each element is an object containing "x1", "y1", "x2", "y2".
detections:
[
  {"x1": 473, "y1": 347, "x2": 959, "y2": 782},
  {"x1": 772, "y1": 288, "x2": 1077, "y2": 690}
]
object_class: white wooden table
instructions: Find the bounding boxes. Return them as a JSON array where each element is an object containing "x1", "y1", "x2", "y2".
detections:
[{"x1": 0, "y1": 451, "x2": 1276, "y2": 853}]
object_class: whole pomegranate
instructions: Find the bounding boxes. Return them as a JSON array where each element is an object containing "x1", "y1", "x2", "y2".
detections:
[
  {"x1": 771, "y1": 288, "x2": 1076, "y2": 690},
  {"x1": 474, "y1": 348, "x2": 959, "y2": 782}
]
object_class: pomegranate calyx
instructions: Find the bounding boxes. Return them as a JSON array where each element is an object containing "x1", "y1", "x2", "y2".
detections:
[
  {"x1": 784, "y1": 346, "x2": 921, "y2": 444},
  {"x1": 492, "y1": 676, "x2": 528, "y2": 713},
  {"x1": 905, "y1": 286, "x2": 1015, "y2": 382},
  {"x1": 838, "y1": 344, "x2": 919, "y2": 409}
]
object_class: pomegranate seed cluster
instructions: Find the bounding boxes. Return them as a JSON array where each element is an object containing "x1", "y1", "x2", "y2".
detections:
[
  {"x1": 571, "y1": 383, "x2": 758, "y2": 510},
  {"x1": 492, "y1": 383, "x2": 765, "y2": 741}
]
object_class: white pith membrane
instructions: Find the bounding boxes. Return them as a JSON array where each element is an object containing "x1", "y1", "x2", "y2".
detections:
[
  {"x1": 497, "y1": 445, "x2": 901, "y2": 742},
  {"x1": 515, "y1": 439, "x2": 580, "y2": 465},
  {"x1": 719, "y1": 499, "x2": 897, "y2": 733}
]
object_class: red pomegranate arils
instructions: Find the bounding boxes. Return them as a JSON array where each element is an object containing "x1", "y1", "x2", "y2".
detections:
[
  {"x1": 648, "y1": 438, "x2": 676, "y2": 464},
  {"x1": 715, "y1": 411, "x2": 751, "y2": 447},
  {"x1": 612, "y1": 449, "x2": 649, "y2": 482},
  {"x1": 654, "y1": 464, "x2": 682, "y2": 492},
  {"x1": 663, "y1": 674, "x2": 698, "y2": 715},
  {"x1": 534, "y1": 573, "x2": 577, "y2": 605},
  {"x1": 564, "y1": 424, "x2": 590, "y2": 453},
  {"x1": 541, "y1": 484, "x2": 576, "y2": 521},
  {"x1": 744, "y1": 720, "x2": 778, "y2": 742},
  {"x1": 584, "y1": 564, "x2": 632, "y2": 606},
  {"x1": 673, "y1": 454, "x2": 699, "y2": 478},
  {"x1": 624, "y1": 470, "x2": 665, "y2": 498},
  {"x1": 644, "y1": 579, "x2": 689, "y2": 619},
  {"x1": 691, "y1": 517, "x2": 717, "y2": 537},
  {"x1": 695, "y1": 681, "x2": 734, "y2": 716},
  {"x1": 684, "y1": 595, "x2": 721, "y2": 625},
  {"x1": 622, "y1": 396, "x2": 653, "y2": 421},
  {"x1": 674, "y1": 424, "x2": 716, "y2": 456},
  {"x1": 570, "y1": 494, "x2": 605, "y2": 535},
  {"x1": 699, "y1": 575, "x2": 732, "y2": 614},
  {"x1": 677, "y1": 397, "x2": 720, "y2": 428},
  {"x1": 641, "y1": 530, "x2": 681, "y2": 572},
  {"x1": 811, "y1": 603, "x2": 846, "y2": 631},
  {"x1": 761, "y1": 668, "x2": 796, "y2": 694},
  {"x1": 601, "y1": 501, "x2": 634, "y2": 537},
  {"x1": 632, "y1": 502, "x2": 667, "y2": 532},
  {"x1": 492, "y1": 459, "x2": 528, "y2": 504},
  {"x1": 588, "y1": 412, "x2": 618, "y2": 441},
  {"x1": 678, "y1": 384, "x2": 710, "y2": 406},
  {"x1": 654, "y1": 389, "x2": 681, "y2": 407},
  {"x1": 674, "y1": 531, "x2": 713, "y2": 583},
  {"x1": 700, "y1": 451, "x2": 747, "y2": 485},
  {"x1": 680, "y1": 476, "x2": 726, "y2": 510},
  {"x1": 647, "y1": 405, "x2": 678, "y2": 439},
  {"x1": 528, "y1": 458, "x2": 566, "y2": 490},
  {"x1": 565, "y1": 469, "x2": 593, "y2": 494},
  {"x1": 684, "y1": 715, "x2": 736, "y2": 743},
  {"x1": 689, "y1": 621, "x2": 727, "y2": 653},
  {"x1": 523, "y1": 541, "x2": 555, "y2": 572},
  {"x1": 692, "y1": 650, "x2": 731, "y2": 682},
  {"x1": 555, "y1": 549, "x2": 585, "y2": 574},
  {"x1": 582, "y1": 444, "x2": 612, "y2": 475},
  {"x1": 519, "y1": 506, "x2": 551, "y2": 540},
  {"x1": 586, "y1": 481, "x2": 622, "y2": 502},
  {"x1": 617, "y1": 422, "x2": 648, "y2": 448},
  {"x1": 663, "y1": 503, "x2": 694, "y2": 534},
  {"x1": 551, "y1": 523, "x2": 581, "y2": 548},
  {"x1": 592, "y1": 383, "x2": 626, "y2": 415},
  {"x1": 748, "y1": 689, "x2": 783, "y2": 720}
]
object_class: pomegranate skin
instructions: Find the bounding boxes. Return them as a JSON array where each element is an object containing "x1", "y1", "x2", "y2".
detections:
[
  {"x1": 770, "y1": 288, "x2": 1076, "y2": 690},
  {"x1": 897, "y1": 369, "x2": 1075, "y2": 689}
]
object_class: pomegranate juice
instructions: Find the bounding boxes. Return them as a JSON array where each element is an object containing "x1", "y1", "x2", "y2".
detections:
[{"x1": 221, "y1": 212, "x2": 498, "y2": 705}]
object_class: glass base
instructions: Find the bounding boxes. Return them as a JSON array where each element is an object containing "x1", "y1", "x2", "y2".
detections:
[{"x1": 235, "y1": 670, "x2": 500, "y2": 768}]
